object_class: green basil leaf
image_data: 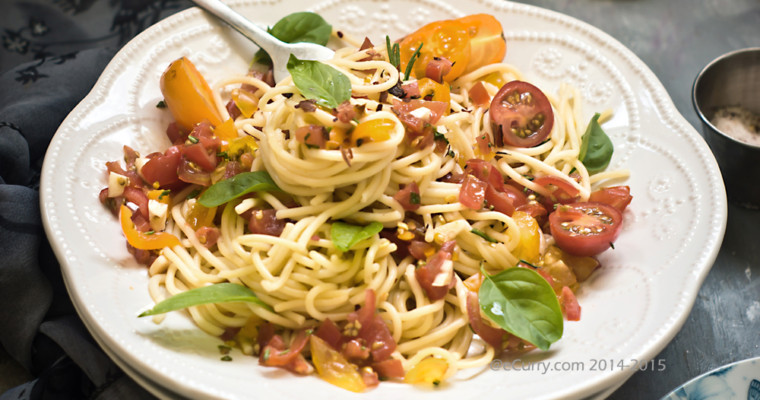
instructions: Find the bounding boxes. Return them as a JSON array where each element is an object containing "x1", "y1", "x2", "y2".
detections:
[
  {"x1": 253, "y1": 12, "x2": 332, "y2": 66},
  {"x1": 138, "y1": 283, "x2": 271, "y2": 317},
  {"x1": 198, "y1": 171, "x2": 280, "y2": 207},
  {"x1": 287, "y1": 55, "x2": 351, "y2": 109},
  {"x1": 478, "y1": 267, "x2": 563, "y2": 351},
  {"x1": 331, "y1": 221, "x2": 383, "y2": 252},
  {"x1": 579, "y1": 113, "x2": 614, "y2": 174}
]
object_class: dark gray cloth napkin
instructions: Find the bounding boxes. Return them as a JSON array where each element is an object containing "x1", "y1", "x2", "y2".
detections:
[{"x1": 0, "y1": 1, "x2": 191, "y2": 398}]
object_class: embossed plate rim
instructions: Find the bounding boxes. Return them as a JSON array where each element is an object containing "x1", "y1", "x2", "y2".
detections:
[{"x1": 40, "y1": 0, "x2": 727, "y2": 399}]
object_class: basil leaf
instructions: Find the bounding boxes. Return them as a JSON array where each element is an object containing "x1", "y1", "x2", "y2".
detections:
[
  {"x1": 253, "y1": 12, "x2": 332, "y2": 66},
  {"x1": 287, "y1": 55, "x2": 351, "y2": 109},
  {"x1": 198, "y1": 171, "x2": 280, "y2": 207},
  {"x1": 138, "y1": 283, "x2": 271, "y2": 317},
  {"x1": 579, "y1": 113, "x2": 614, "y2": 174},
  {"x1": 331, "y1": 221, "x2": 383, "y2": 252},
  {"x1": 478, "y1": 267, "x2": 563, "y2": 351}
]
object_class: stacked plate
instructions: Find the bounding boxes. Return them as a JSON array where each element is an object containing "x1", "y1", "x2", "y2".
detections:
[{"x1": 40, "y1": 0, "x2": 727, "y2": 398}]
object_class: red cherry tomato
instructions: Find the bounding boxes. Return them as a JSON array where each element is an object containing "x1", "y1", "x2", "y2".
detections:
[
  {"x1": 490, "y1": 81, "x2": 554, "y2": 148},
  {"x1": 549, "y1": 202, "x2": 623, "y2": 257},
  {"x1": 588, "y1": 185, "x2": 632, "y2": 212}
]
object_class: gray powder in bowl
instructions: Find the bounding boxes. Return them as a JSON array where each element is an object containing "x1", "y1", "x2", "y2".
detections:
[{"x1": 711, "y1": 106, "x2": 760, "y2": 146}]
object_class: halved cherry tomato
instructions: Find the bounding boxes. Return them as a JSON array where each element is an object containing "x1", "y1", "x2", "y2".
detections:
[
  {"x1": 119, "y1": 205, "x2": 180, "y2": 250},
  {"x1": 456, "y1": 14, "x2": 506, "y2": 74},
  {"x1": 549, "y1": 202, "x2": 622, "y2": 257},
  {"x1": 160, "y1": 57, "x2": 223, "y2": 130},
  {"x1": 416, "y1": 78, "x2": 451, "y2": 104},
  {"x1": 588, "y1": 185, "x2": 632, "y2": 212},
  {"x1": 141, "y1": 146, "x2": 182, "y2": 190},
  {"x1": 490, "y1": 81, "x2": 554, "y2": 147},
  {"x1": 399, "y1": 20, "x2": 471, "y2": 82}
]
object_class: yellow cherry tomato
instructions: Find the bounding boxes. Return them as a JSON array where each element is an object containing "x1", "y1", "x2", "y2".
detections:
[
  {"x1": 185, "y1": 201, "x2": 216, "y2": 230},
  {"x1": 351, "y1": 118, "x2": 395, "y2": 146},
  {"x1": 456, "y1": 14, "x2": 507, "y2": 74},
  {"x1": 511, "y1": 210, "x2": 540, "y2": 264},
  {"x1": 231, "y1": 87, "x2": 259, "y2": 118},
  {"x1": 404, "y1": 356, "x2": 449, "y2": 386},
  {"x1": 310, "y1": 336, "x2": 366, "y2": 393},
  {"x1": 399, "y1": 19, "x2": 471, "y2": 82},
  {"x1": 160, "y1": 57, "x2": 223, "y2": 130},
  {"x1": 119, "y1": 205, "x2": 180, "y2": 250}
]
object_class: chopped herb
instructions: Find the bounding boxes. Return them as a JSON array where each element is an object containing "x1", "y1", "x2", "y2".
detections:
[
  {"x1": 218, "y1": 344, "x2": 232, "y2": 355},
  {"x1": 187, "y1": 135, "x2": 199, "y2": 144},
  {"x1": 434, "y1": 129, "x2": 449, "y2": 144},
  {"x1": 385, "y1": 36, "x2": 400, "y2": 70},
  {"x1": 447, "y1": 149, "x2": 456, "y2": 158},
  {"x1": 217, "y1": 151, "x2": 230, "y2": 160},
  {"x1": 158, "y1": 190, "x2": 171, "y2": 199},
  {"x1": 156, "y1": 100, "x2": 166, "y2": 108},
  {"x1": 145, "y1": 230, "x2": 155, "y2": 235},
  {"x1": 187, "y1": 189, "x2": 201, "y2": 199},
  {"x1": 409, "y1": 192, "x2": 421, "y2": 205},
  {"x1": 471, "y1": 228, "x2": 498, "y2": 243},
  {"x1": 262, "y1": 348, "x2": 271, "y2": 362},
  {"x1": 404, "y1": 42, "x2": 424, "y2": 80},
  {"x1": 220, "y1": 355, "x2": 233, "y2": 362},
  {"x1": 609, "y1": 242, "x2": 615, "y2": 249}
]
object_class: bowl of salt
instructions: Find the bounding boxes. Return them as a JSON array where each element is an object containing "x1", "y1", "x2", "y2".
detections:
[{"x1": 693, "y1": 47, "x2": 760, "y2": 209}]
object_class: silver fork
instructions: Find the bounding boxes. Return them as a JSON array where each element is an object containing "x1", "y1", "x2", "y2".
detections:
[{"x1": 191, "y1": 0, "x2": 335, "y2": 83}]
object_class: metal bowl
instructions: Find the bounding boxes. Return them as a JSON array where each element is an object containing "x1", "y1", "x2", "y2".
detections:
[{"x1": 693, "y1": 47, "x2": 760, "y2": 209}]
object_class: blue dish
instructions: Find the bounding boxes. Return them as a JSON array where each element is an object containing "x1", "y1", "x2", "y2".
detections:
[{"x1": 662, "y1": 356, "x2": 760, "y2": 400}]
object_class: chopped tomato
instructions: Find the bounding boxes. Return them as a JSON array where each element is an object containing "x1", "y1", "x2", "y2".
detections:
[
  {"x1": 185, "y1": 201, "x2": 216, "y2": 230},
  {"x1": 296, "y1": 125, "x2": 327, "y2": 149},
  {"x1": 393, "y1": 181, "x2": 421, "y2": 211},
  {"x1": 391, "y1": 99, "x2": 447, "y2": 130},
  {"x1": 372, "y1": 358, "x2": 405, "y2": 379},
  {"x1": 399, "y1": 19, "x2": 471, "y2": 82},
  {"x1": 533, "y1": 175, "x2": 580, "y2": 209},
  {"x1": 490, "y1": 81, "x2": 554, "y2": 147},
  {"x1": 469, "y1": 81, "x2": 491, "y2": 107},
  {"x1": 560, "y1": 286, "x2": 581, "y2": 321},
  {"x1": 424, "y1": 57, "x2": 453, "y2": 83},
  {"x1": 465, "y1": 291, "x2": 505, "y2": 350},
  {"x1": 119, "y1": 205, "x2": 180, "y2": 250},
  {"x1": 310, "y1": 335, "x2": 366, "y2": 393},
  {"x1": 404, "y1": 356, "x2": 448, "y2": 386},
  {"x1": 549, "y1": 202, "x2": 623, "y2": 257},
  {"x1": 511, "y1": 210, "x2": 541, "y2": 264},
  {"x1": 416, "y1": 78, "x2": 451, "y2": 104},
  {"x1": 259, "y1": 329, "x2": 311, "y2": 374},
  {"x1": 160, "y1": 57, "x2": 223, "y2": 130},
  {"x1": 588, "y1": 185, "x2": 632, "y2": 212},
  {"x1": 195, "y1": 226, "x2": 220, "y2": 248},
  {"x1": 248, "y1": 209, "x2": 286, "y2": 237},
  {"x1": 315, "y1": 318, "x2": 343, "y2": 350},
  {"x1": 351, "y1": 118, "x2": 395, "y2": 146},
  {"x1": 414, "y1": 241, "x2": 456, "y2": 301},
  {"x1": 459, "y1": 174, "x2": 487, "y2": 210},
  {"x1": 515, "y1": 201, "x2": 548, "y2": 226},
  {"x1": 230, "y1": 87, "x2": 259, "y2": 118},
  {"x1": 465, "y1": 159, "x2": 504, "y2": 191}
]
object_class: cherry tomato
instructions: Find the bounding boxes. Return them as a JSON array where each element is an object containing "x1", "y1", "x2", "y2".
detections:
[
  {"x1": 533, "y1": 175, "x2": 580, "y2": 209},
  {"x1": 404, "y1": 357, "x2": 448, "y2": 386},
  {"x1": 490, "y1": 81, "x2": 554, "y2": 147},
  {"x1": 549, "y1": 202, "x2": 622, "y2": 257},
  {"x1": 310, "y1": 335, "x2": 366, "y2": 393},
  {"x1": 350, "y1": 118, "x2": 395, "y2": 146},
  {"x1": 119, "y1": 205, "x2": 180, "y2": 250},
  {"x1": 399, "y1": 20, "x2": 471, "y2": 82},
  {"x1": 588, "y1": 185, "x2": 632, "y2": 212},
  {"x1": 456, "y1": 14, "x2": 506, "y2": 74},
  {"x1": 160, "y1": 57, "x2": 223, "y2": 130},
  {"x1": 511, "y1": 210, "x2": 540, "y2": 263}
]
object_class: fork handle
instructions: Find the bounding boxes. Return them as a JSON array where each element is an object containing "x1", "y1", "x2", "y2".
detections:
[{"x1": 191, "y1": 0, "x2": 284, "y2": 56}]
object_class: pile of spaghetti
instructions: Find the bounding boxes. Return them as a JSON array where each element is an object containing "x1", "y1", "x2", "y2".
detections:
[{"x1": 99, "y1": 12, "x2": 632, "y2": 391}]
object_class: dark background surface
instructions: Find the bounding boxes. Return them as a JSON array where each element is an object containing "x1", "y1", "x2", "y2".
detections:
[{"x1": 1, "y1": 0, "x2": 758, "y2": 399}]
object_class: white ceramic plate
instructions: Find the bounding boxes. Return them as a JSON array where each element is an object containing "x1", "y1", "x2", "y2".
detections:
[
  {"x1": 662, "y1": 357, "x2": 760, "y2": 400},
  {"x1": 40, "y1": 0, "x2": 727, "y2": 399}
]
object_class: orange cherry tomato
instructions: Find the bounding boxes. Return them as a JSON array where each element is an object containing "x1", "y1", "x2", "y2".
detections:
[
  {"x1": 119, "y1": 205, "x2": 180, "y2": 250},
  {"x1": 160, "y1": 57, "x2": 223, "y2": 130},
  {"x1": 416, "y1": 77, "x2": 451, "y2": 104},
  {"x1": 399, "y1": 20, "x2": 471, "y2": 82},
  {"x1": 456, "y1": 14, "x2": 506, "y2": 74}
]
